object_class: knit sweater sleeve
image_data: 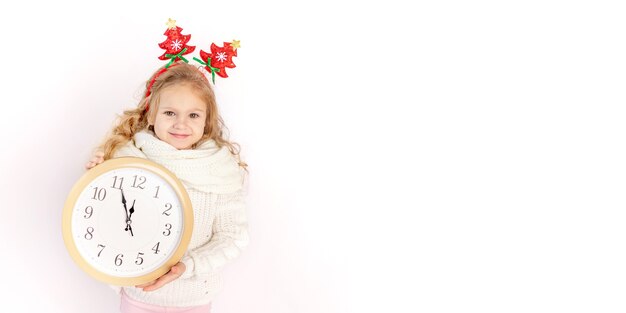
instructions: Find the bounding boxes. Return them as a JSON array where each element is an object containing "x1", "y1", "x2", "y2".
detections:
[{"x1": 180, "y1": 191, "x2": 249, "y2": 278}]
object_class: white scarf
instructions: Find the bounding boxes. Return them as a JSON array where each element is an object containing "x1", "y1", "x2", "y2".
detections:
[{"x1": 114, "y1": 131, "x2": 244, "y2": 194}]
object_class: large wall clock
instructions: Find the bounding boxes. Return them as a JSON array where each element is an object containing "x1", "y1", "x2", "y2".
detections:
[{"x1": 62, "y1": 157, "x2": 194, "y2": 286}]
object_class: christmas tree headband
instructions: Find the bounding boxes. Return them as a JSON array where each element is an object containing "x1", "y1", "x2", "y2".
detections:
[{"x1": 145, "y1": 18, "x2": 240, "y2": 99}]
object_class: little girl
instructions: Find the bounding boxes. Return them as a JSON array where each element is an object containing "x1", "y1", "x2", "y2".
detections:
[{"x1": 85, "y1": 61, "x2": 248, "y2": 313}]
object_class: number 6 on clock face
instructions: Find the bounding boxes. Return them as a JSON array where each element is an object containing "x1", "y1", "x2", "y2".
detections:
[{"x1": 62, "y1": 157, "x2": 194, "y2": 286}]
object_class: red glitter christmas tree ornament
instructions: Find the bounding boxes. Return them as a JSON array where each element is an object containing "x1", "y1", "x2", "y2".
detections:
[
  {"x1": 195, "y1": 41, "x2": 239, "y2": 84},
  {"x1": 157, "y1": 19, "x2": 196, "y2": 67}
]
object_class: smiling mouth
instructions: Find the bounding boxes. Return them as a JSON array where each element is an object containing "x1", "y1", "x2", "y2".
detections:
[{"x1": 170, "y1": 133, "x2": 190, "y2": 139}]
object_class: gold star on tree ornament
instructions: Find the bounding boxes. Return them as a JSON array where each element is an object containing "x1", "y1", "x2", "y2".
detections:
[
  {"x1": 166, "y1": 18, "x2": 177, "y2": 29},
  {"x1": 230, "y1": 40, "x2": 241, "y2": 50}
]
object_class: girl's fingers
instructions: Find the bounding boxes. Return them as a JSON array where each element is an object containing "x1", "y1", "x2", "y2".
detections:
[
  {"x1": 85, "y1": 158, "x2": 104, "y2": 170},
  {"x1": 137, "y1": 264, "x2": 184, "y2": 291},
  {"x1": 136, "y1": 281, "x2": 156, "y2": 288}
]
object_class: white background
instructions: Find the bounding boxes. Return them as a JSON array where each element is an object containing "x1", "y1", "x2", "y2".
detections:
[{"x1": 1, "y1": 1, "x2": 625, "y2": 312}]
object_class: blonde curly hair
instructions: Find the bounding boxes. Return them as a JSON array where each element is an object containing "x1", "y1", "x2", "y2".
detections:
[{"x1": 97, "y1": 61, "x2": 246, "y2": 169}]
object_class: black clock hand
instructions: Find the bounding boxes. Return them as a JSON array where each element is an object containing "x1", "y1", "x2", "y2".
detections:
[
  {"x1": 126, "y1": 200, "x2": 135, "y2": 237},
  {"x1": 120, "y1": 189, "x2": 134, "y2": 236},
  {"x1": 126, "y1": 220, "x2": 134, "y2": 237},
  {"x1": 128, "y1": 200, "x2": 135, "y2": 221},
  {"x1": 120, "y1": 188, "x2": 130, "y2": 220}
]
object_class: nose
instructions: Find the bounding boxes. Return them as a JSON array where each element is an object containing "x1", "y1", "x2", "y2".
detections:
[{"x1": 173, "y1": 116, "x2": 189, "y2": 129}]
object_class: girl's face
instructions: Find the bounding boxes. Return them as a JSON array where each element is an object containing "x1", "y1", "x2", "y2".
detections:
[{"x1": 152, "y1": 83, "x2": 207, "y2": 149}]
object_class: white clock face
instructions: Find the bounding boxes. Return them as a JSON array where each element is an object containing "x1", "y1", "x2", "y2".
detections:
[{"x1": 70, "y1": 167, "x2": 185, "y2": 278}]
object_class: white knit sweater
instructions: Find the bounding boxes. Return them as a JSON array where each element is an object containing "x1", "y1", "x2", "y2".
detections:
[{"x1": 113, "y1": 131, "x2": 249, "y2": 307}]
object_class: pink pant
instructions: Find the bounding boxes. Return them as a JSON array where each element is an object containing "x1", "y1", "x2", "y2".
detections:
[{"x1": 120, "y1": 291, "x2": 212, "y2": 313}]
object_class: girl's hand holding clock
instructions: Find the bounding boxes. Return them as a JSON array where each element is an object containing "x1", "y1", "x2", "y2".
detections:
[
  {"x1": 136, "y1": 262, "x2": 186, "y2": 292},
  {"x1": 85, "y1": 151, "x2": 105, "y2": 170}
]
